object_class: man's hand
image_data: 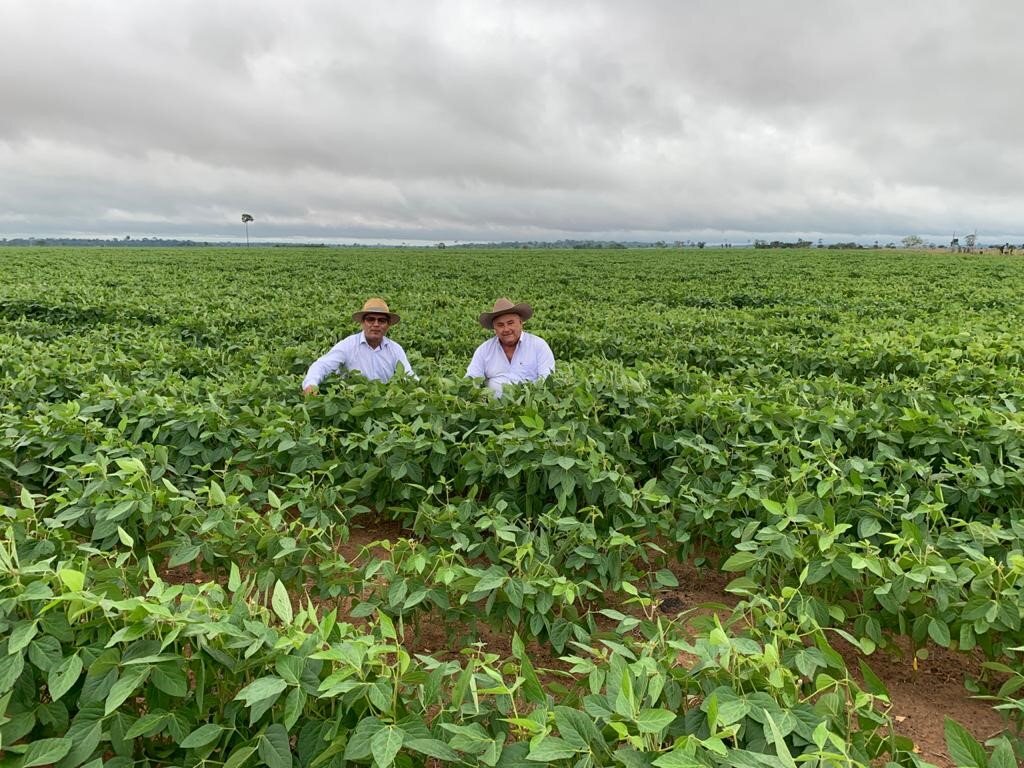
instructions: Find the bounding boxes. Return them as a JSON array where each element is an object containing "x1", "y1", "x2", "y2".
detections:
[{"x1": 303, "y1": 385, "x2": 317, "y2": 395}]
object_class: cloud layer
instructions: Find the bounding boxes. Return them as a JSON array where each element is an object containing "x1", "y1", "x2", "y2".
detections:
[{"x1": 2, "y1": 1, "x2": 1021, "y2": 242}]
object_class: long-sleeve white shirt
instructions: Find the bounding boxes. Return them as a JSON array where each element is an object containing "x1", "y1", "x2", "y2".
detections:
[
  {"x1": 302, "y1": 332, "x2": 414, "y2": 389},
  {"x1": 466, "y1": 331, "x2": 555, "y2": 396}
]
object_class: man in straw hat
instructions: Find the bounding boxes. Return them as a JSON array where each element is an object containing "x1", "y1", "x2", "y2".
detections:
[
  {"x1": 467, "y1": 297, "x2": 554, "y2": 396},
  {"x1": 302, "y1": 298, "x2": 414, "y2": 394}
]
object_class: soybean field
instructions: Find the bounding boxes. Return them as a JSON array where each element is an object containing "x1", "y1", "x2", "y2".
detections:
[{"x1": 2, "y1": 246, "x2": 1024, "y2": 767}]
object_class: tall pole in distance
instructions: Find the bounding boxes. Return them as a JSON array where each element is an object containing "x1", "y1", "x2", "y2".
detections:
[{"x1": 241, "y1": 213, "x2": 254, "y2": 247}]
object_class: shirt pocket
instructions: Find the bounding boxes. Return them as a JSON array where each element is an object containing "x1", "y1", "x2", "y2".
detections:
[{"x1": 517, "y1": 360, "x2": 539, "y2": 380}]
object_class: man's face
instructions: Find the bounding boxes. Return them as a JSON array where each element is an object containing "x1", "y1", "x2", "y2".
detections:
[
  {"x1": 361, "y1": 313, "x2": 391, "y2": 346},
  {"x1": 492, "y1": 312, "x2": 523, "y2": 346}
]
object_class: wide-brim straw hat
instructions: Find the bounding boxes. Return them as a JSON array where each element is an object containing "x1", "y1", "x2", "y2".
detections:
[
  {"x1": 352, "y1": 297, "x2": 401, "y2": 325},
  {"x1": 478, "y1": 297, "x2": 533, "y2": 328}
]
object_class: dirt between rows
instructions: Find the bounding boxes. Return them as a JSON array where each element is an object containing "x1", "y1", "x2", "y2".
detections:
[{"x1": 159, "y1": 520, "x2": 1013, "y2": 766}]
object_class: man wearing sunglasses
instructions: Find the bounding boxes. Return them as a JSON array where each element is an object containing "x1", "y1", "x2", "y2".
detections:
[{"x1": 302, "y1": 298, "x2": 415, "y2": 394}]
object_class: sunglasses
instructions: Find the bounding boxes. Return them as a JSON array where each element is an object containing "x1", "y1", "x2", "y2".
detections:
[{"x1": 362, "y1": 315, "x2": 391, "y2": 325}]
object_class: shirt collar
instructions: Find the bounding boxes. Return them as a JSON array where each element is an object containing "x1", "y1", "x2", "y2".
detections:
[{"x1": 358, "y1": 331, "x2": 390, "y2": 349}]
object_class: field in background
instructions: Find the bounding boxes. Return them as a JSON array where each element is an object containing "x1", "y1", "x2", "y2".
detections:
[{"x1": 2, "y1": 246, "x2": 1024, "y2": 767}]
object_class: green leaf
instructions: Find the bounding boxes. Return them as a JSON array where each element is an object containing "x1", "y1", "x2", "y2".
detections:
[
  {"x1": 473, "y1": 570, "x2": 507, "y2": 593},
  {"x1": 9, "y1": 620, "x2": 38, "y2": 655},
  {"x1": 928, "y1": 618, "x2": 951, "y2": 647},
  {"x1": 105, "y1": 666, "x2": 150, "y2": 715},
  {"x1": 654, "y1": 569, "x2": 678, "y2": 587},
  {"x1": 858, "y1": 517, "x2": 882, "y2": 538},
  {"x1": 635, "y1": 708, "x2": 675, "y2": 734},
  {"x1": 614, "y1": 668, "x2": 636, "y2": 719},
  {"x1": 209, "y1": 481, "x2": 226, "y2": 506},
  {"x1": 406, "y1": 737, "x2": 460, "y2": 762},
  {"x1": 345, "y1": 718, "x2": 385, "y2": 762},
  {"x1": 151, "y1": 664, "x2": 188, "y2": 697},
  {"x1": 181, "y1": 723, "x2": 226, "y2": 749},
  {"x1": 989, "y1": 737, "x2": 1018, "y2": 768},
  {"x1": 553, "y1": 706, "x2": 602, "y2": 750},
  {"x1": 275, "y1": 655, "x2": 304, "y2": 685},
  {"x1": 235, "y1": 676, "x2": 288, "y2": 706},
  {"x1": 377, "y1": 612, "x2": 397, "y2": 640},
  {"x1": 763, "y1": 711, "x2": 798, "y2": 768},
  {"x1": 28, "y1": 635, "x2": 63, "y2": 672},
  {"x1": 21, "y1": 486, "x2": 36, "y2": 510},
  {"x1": 224, "y1": 744, "x2": 257, "y2": 768},
  {"x1": 259, "y1": 723, "x2": 293, "y2": 768},
  {"x1": 283, "y1": 686, "x2": 304, "y2": 731},
  {"x1": 168, "y1": 541, "x2": 201, "y2": 568},
  {"x1": 267, "y1": 489, "x2": 282, "y2": 509},
  {"x1": 511, "y1": 633, "x2": 545, "y2": 705},
  {"x1": 116, "y1": 526, "x2": 135, "y2": 547},
  {"x1": 125, "y1": 711, "x2": 173, "y2": 739},
  {"x1": 720, "y1": 552, "x2": 759, "y2": 572},
  {"x1": 272, "y1": 580, "x2": 293, "y2": 624},
  {"x1": 0, "y1": 651, "x2": 25, "y2": 693},
  {"x1": 22, "y1": 737, "x2": 73, "y2": 767},
  {"x1": 58, "y1": 568, "x2": 85, "y2": 592},
  {"x1": 527, "y1": 736, "x2": 579, "y2": 761},
  {"x1": 229, "y1": 562, "x2": 242, "y2": 592},
  {"x1": 48, "y1": 653, "x2": 84, "y2": 701},
  {"x1": 370, "y1": 725, "x2": 404, "y2": 767},
  {"x1": 59, "y1": 719, "x2": 102, "y2": 768},
  {"x1": 653, "y1": 749, "x2": 704, "y2": 767},
  {"x1": 944, "y1": 718, "x2": 988, "y2": 768},
  {"x1": 857, "y1": 659, "x2": 889, "y2": 698}
]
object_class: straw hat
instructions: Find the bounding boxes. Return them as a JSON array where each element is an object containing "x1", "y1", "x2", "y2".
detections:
[
  {"x1": 352, "y1": 297, "x2": 401, "y2": 324},
  {"x1": 478, "y1": 297, "x2": 533, "y2": 328}
]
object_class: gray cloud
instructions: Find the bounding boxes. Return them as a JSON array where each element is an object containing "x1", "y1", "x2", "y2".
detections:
[{"x1": 1, "y1": 1, "x2": 1022, "y2": 243}]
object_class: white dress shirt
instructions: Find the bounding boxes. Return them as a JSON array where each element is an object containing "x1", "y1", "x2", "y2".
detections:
[
  {"x1": 302, "y1": 332, "x2": 414, "y2": 389},
  {"x1": 466, "y1": 331, "x2": 555, "y2": 396}
]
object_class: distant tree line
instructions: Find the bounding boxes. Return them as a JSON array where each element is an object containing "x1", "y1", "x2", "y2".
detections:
[{"x1": 754, "y1": 239, "x2": 814, "y2": 249}]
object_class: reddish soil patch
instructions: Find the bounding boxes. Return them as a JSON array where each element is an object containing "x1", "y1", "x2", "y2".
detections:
[
  {"x1": 850, "y1": 638, "x2": 1009, "y2": 767},
  {"x1": 336, "y1": 515, "x2": 409, "y2": 561}
]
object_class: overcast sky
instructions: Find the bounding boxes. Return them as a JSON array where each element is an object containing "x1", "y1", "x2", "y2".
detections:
[{"x1": 1, "y1": 1, "x2": 1021, "y2": 244}]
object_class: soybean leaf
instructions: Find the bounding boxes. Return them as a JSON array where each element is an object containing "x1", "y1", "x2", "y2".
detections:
[
  {"x1": 168, "y1": 542, "x2": 201, "y2": 568},
  {"x1": 272, "y1": 580, "x2": 293, "y2": 624},
  {"x1": 104, "y1": 666, "x2": 150, "y2": 715},
  {"x1": 635, "y1": 708, "x2": 676, "y2": 734},
  {"x1": 406, "y1": 738, "x2": 460, "y2": 762},
  {"x1": 48, "y1": 653, "x2": 84, "y2": 702},
  {"x1": 151, "y1": 664, "x2": 188, "y2": 697},
  {"x1": 653, "y1": 750, "x2": 704, "y2": 767},
  {"x1": 928, "y1": 618, "x2": 951, "y2": 648},
  {"x1": 9, "y1": 621, "x2": 39, "y2": 654},
  {"x1": 944, "y1": 718, "x2": 988, "y2": 768},
  {"x1": 235, "y1": 676, "x2": 288, "y2": 707},
  {"x1": 259, "y1": 723, "x2": 293, "y2": 768},
  {"x1": 527, "y1": 736, "x2": 578, "y2": 762},
  {"x1": 224, "y1": 745, "x2": 257, "y2": 768},
  {"x1": 989, "y1": 737, "x2": 1017, "y2": 768},
  {"x1": 370, "y1": 725, "x2": 404, "y2": 767},
  {"x1": 180, "y1": 723, "x2": 226, "y2": 749},
  {"x1": 22, "y1": 737, "x2": 73, "y2": 767},
  {"x1": 58, "y1": 569, "x2": 85, "y2": 592}
]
